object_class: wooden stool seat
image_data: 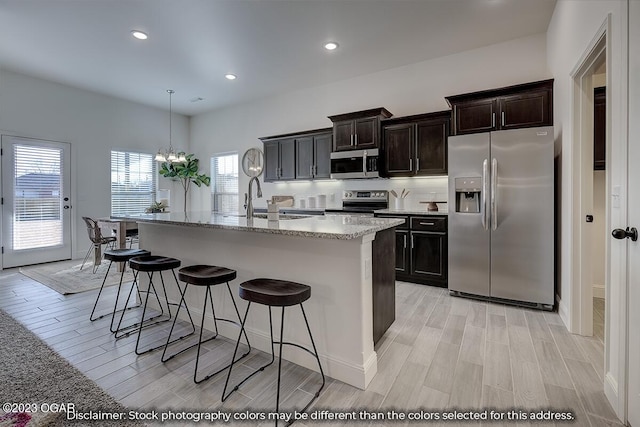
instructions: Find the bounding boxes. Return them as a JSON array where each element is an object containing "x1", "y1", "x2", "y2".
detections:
[
  {"x1": 239, "y1": 278, "x2": 311, "y2": 307},
  {"x1": 104, "y1": 248, "x2": 150, "y2": 262},
  {"x1": 178, "y1": 265, "x2": 237, "y2": 286},
  {"x1": 129, "y1": 255, "x2": 181, "y2": 272}
]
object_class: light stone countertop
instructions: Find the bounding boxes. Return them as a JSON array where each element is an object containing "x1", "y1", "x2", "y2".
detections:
[{"x1": 113, "y1": 211, "x2": 404, "y2": 240}]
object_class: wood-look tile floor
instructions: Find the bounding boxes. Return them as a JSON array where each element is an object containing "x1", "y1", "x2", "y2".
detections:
[
  {"x1": 593, "y1": 297, "x2": 605, "y2": 344},
  {"x1": 0, "y1": 267, "x2": 623, "y2": 426}
]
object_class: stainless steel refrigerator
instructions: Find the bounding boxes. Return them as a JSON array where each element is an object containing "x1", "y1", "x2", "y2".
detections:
[{"x1": 448, "y1": 126, "x2": 554, "y2": 308}]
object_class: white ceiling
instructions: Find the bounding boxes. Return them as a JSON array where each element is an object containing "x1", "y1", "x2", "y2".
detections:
[{"x1": 0, "y1": 0, "x2": 557, "y2": 116}]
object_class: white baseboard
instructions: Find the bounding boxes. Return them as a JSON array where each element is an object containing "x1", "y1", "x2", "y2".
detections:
[
  {"x1": 593, "y1": 284, "x2": 605, "y2": 299},
  {"x1": 557, "y1": 295, "x2": 571, "y2": 331},
  {"x1": 604, "y1": 372, "x2": 625, "y2": 423}
]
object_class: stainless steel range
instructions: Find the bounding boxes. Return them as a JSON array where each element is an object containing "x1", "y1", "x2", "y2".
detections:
[{"x1": 326, "y1": 190, "x2": 389, "y2": 216}]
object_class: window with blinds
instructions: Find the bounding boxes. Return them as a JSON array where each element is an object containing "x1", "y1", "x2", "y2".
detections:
[
  {"x1": 12, "y1": 144, "x2": 63, "y2": 250},
  {"x1": 111, "y1": 150, "x2": 157, "y2": 216},
  {"x1": 211, "y1": 153, "x2": 238, "y2": 213}
]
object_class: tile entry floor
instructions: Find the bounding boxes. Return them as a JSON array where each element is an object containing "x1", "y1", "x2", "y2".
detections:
[{"x1": 0, "y1": 267, "x2": 622, "y2": 426}]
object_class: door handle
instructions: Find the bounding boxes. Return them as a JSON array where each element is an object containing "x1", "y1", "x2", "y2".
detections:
[
  {"x1": 362, "y1": 151, "x2": 367, "y2": 177},
  {"x1": 63, "y1": 205, "x2": 70, "y2": 209},
  {"x1": 491, "y1": 158, "x2": 498, "y2": 231},
  {"x1": 612, "y1": 227, "x2": 638, "y2": 241},
  {"x1": 482, "y1": 159, "x2": 488, "y2": 230}
]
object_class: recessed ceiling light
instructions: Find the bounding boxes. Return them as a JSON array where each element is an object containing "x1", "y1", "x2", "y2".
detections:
[
  {"x1": 324, "y1": 42, "x2": 339, "y2": 51},
  {"x1": 225, "y1": 74, "x2": 237, "y2": 80},
  {"x1": 131, "y1": 30, "x2": 148, "y2": 40}
]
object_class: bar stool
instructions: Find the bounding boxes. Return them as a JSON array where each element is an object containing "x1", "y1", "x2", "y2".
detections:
[
  {"x1": 115, "y1": 255, "x2": 196, "y2": 355},
  {"x1": 222, "y1": 278, "x2": 325, "y2": 426},
  {"x1": 161, "y1": 265, "x2": 252, "y2": 383},
  {"x1": 89, "y1": 248, "x2": 150, "y2": 332}
]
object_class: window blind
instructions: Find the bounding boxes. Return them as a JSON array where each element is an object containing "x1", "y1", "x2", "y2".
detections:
[
  {"x1": 111, "y1": 150, "x2": 156, "y2": 216},
  {"x1": 13, "y1": 145, "x2": 63, "y2": 250},
  {"x1": 211, "y1": 153, "x2": 238, "y2": 213}
]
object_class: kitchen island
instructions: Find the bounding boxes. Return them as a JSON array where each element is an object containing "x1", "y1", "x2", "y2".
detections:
[{"x1": 113, "y1": 211, "x2": 403, "y2": 389}]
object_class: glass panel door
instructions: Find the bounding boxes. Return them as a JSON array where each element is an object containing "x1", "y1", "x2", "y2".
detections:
[{"x1": 1, "y1": 136, "x2": 71, "y2": 268}]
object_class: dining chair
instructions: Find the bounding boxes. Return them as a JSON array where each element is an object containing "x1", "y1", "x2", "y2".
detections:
[{"x1": 80, "y1": 216, "x2": 117, "y2": 273}]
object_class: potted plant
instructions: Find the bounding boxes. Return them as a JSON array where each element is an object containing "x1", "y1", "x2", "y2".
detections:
[
  {"x1": 159, "y1": 152, "x2": 211, "y2": 213},
  {"x1": 145, "y1": 201, "x2": 166, "y2": 213}
]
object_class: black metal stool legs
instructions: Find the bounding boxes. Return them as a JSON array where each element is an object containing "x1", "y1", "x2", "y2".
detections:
[
  {"x1": 222, "y1": 303, "x2": 276, "y2": 401},
  {"x1": 298, "y1": 303, "x2": 326, "y2": 407},
  {"x1": 113, "y1": 270, "x2": 167, "y2": 339},
  {"x1": 133, "y1": 269, "x2": 196, "y2": 355},
  {"x1": 90, "y1": 260, "x2": 143, "y2": 329},
  {"x1": 222, "y1": 303, "x2": 325, "y2": 426},
  {"x1": 162, "y1": 281, "x2": 251, "y2": 383}
]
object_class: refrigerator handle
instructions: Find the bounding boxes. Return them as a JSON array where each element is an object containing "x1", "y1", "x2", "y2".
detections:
[
  {"x1": 491, "y1": 158, "x2": 498, "y2": 231},
  {"x1": 482, "y1": 159, "x2": 488, "y2": 230}
]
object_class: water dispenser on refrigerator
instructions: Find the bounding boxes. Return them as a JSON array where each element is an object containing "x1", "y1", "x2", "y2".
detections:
[{"x1": 455, "y1": 177, "x2": 481, "y2": 213}]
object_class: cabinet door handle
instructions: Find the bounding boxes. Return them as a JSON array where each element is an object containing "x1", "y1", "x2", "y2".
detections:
[
  {"x1": 403, "y1": 234, "x2": 407, "y2": 248},
  {"x1": 409, "y1": 158, "x2": 413, "y2": 171},
  {"x1": 310, "y1": 165, "x2": 314, "y2": 177},
  {"x1": 354, "y1": 134, "x2": 358, "y2": 146},
  {"x1": 350, "y1": 134, "x2": 354, "y2": 146},
  {"x1": 419, "y1": 222, "x2": 435, "y2": 226},
  {"x1": 314, "y1": 165, "x2": 317, "y2": 176},
  {"x1": 416, "y1": 158, "x2": 420, "y2": 172},
  {"x1": 492, "y1": 112, "x2": 496, "y2": 128},
  {"x1": 411, "y1": 235, "x2": 414, "y2": 249},
  {"x1": 501, "y1": 111, "x2": 505, "y2": 127}
]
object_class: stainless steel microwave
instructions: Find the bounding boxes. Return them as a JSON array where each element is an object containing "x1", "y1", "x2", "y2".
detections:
[{"x1": 330, "y1": 148, "x2": 380, "y2": 179}]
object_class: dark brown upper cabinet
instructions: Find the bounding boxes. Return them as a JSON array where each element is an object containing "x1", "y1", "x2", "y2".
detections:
[
  {"x1": 382, "y1": 111, "x2": 450, "y2": 177},
  {"x1": 445, "y1": 79, "x2": 553, "y2": 136},
  {"x1": 328, "y1": 107, "x2": 392, "y2": 151},
  {"x1": 594, "y1": 86, "x2": 606, "y2": 170},
  {"x1": 262, "y1": 138, "x2": 296, "y2": 182},
  {"x1": 261, "y1": 128, "x2": 332, "y2": 182},
  {"x1": 295, "y1": 130, "x2": 332, "y2": 179}
]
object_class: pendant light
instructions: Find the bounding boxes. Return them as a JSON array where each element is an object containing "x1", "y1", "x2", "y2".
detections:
[{"x1": 156, "y1": 89, "x2": 187, "y2": 163}]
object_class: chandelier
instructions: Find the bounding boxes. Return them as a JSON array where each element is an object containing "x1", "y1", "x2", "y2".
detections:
[{"x1": 155, "y1": 89, "x2": 187, "y2": 163}]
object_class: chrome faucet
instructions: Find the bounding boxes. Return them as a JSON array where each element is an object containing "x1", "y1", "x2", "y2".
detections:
[{"x1": 244, "y1": 176, "x2": 263, "y2": 219}]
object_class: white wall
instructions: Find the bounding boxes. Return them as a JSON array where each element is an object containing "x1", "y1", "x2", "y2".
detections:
[
  {"x1": 546, "y1": 0, "x2": 627, "y2": 418},
  {"x1": 190, "y1": 33, "x2": 550, "y2": 213},
  {"x1": 0, "y1": 69, "x2": 190, "y2": 260}
]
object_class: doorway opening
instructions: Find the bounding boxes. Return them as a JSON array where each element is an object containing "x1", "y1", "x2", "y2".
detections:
[
  {"x1": 569, "y1": 21, "x2": 608, "y2": 338},
  {"x1": 591, "y1": 62, "x2": 607, "y2": 344}
]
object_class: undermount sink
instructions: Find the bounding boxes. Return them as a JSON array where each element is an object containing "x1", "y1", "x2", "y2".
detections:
[{"x1": 251, "y1": 213, "x2": 309, "y2": 220}]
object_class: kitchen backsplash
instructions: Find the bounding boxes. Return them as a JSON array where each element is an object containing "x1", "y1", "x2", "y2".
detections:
[{"x1": 254, "y1": 176, "x2": 449, "y2": 212}]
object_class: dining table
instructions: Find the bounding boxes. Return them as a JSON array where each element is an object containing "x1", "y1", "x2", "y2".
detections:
[{"x1": 97, "y1": 218, "x2": 138, "y2": 271}]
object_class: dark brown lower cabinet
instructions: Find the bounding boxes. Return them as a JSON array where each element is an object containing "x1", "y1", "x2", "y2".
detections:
[
  {"x1": 375, "y1": 213, "x2": 448, "y2": 288},
  {"x1": 410, "y1": 231, "x2": 447, "y2": 283},
  {"x1": 371, "y1": 228, "x2": 396, "y2": 343},
  {"x1": 395, "y1": 230, "x2": 410, "y2": 274}
]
